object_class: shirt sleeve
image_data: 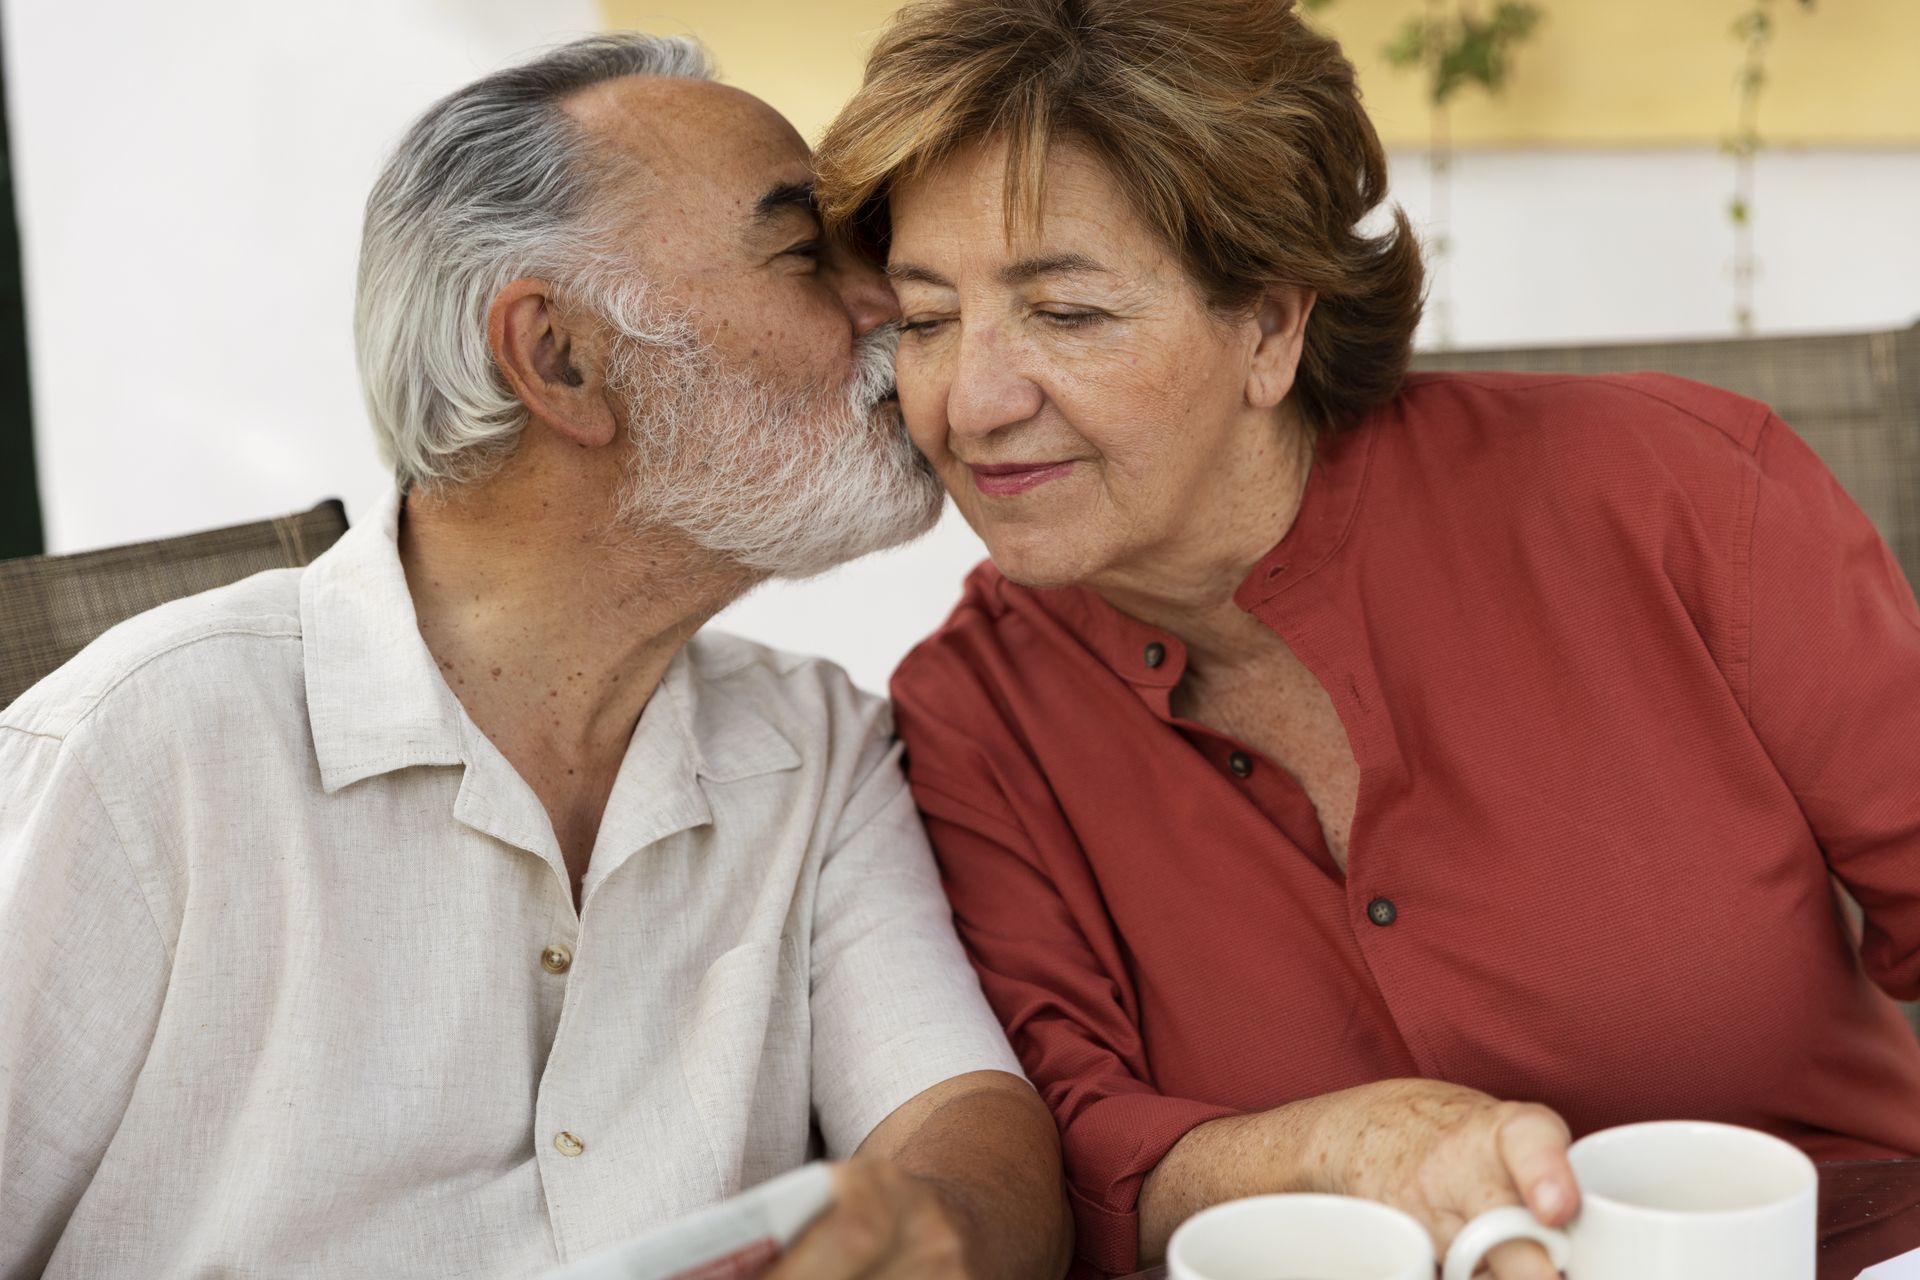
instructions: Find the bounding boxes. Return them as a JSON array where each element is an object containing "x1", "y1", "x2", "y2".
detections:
[
  {"x1": 1741, "y1": 414, "x2": 1920, "y2": 998},
  {"x1": 0, "y1": 728, "x2": 171, "y2": 1278},
  {"x1": 806, "y1": 727, "x2": 1023, "y2": 1160},
  {"x1": 905, "y1": 765, "x2": 1236, "y2": 1278}
]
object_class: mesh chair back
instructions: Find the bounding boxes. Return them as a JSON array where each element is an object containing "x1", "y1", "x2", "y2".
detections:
[
  {"x1": 1412, "y1": 323, "x2": 1920, "y2": 585},
  {"x1": 0, "y1": 499, "x2": 348, "y2": 711}
]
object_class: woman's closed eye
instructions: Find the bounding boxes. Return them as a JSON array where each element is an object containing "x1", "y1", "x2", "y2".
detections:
[
  {"x1": 901, "y1": 308, "x2": 1106, "y2": 338},
  {"x1": 1034, "y1": 307, "x2": 1103, "y2": 330},
  {"x1": 781, "y1": 240, "x2": 822, "y2": 269}
]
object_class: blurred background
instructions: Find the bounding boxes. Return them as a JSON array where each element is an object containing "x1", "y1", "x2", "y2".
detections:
[{"x1": 2, "y1": 0, "x2": 1916, "y2": 692}]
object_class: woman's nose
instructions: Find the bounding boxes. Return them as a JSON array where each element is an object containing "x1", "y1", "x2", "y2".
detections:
[{"x1": 946, "y1": 325, "x2": 1043, "y2": 441}]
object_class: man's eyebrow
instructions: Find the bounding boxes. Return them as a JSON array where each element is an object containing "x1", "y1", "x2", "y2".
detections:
[
  {"x1": 887, "y1": 253, "x2": 1114, "y2": 289},
  {"x1": 753, "y1": 181, "x2": 819, "y2": 223}
]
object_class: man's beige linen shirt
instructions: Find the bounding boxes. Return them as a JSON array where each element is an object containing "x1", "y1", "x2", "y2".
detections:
[{"x1": 0, "y1": 493, "x2": 1021, "y2": 1280}]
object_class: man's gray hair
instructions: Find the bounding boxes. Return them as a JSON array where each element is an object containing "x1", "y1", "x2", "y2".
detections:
[{"x1": 355, "y1": 33, "x2": 712, "y2": 491}]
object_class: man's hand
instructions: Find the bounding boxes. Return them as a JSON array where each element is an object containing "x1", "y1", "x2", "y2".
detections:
[
  {"x1": 768, "y1": 1069, "x2": 1070, "y2": 1279},
  {"x1": 764, "y1": 1159, "x2": 968, "y2": 1279}
]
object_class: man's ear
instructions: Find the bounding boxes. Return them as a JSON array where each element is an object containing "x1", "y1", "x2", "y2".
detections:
[
  {"x1": 1246, "y1": 285, "x2": 1318, "y2": 411},
  {"x1": 487, "y1": 278, "x2": 620, "y2": 449}
]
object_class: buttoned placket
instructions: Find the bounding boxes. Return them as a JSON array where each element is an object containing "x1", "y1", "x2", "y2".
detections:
[
  {"x1": 532, "y1": 873, "x2": 593, "y2": 1255},
  {"x1": 1219, "y1": 426, "x2": 1447, "y2": 1075},
  {"x1": 535, "y1": 883, "x2": 586, "y2": 1165},
  {"x1": 1123, "y1": 615, "x2": 1342, "y2": 878},
  {"x1": 447, "y1": 741, "x2": 596, "y2": 1246},
  {"x1": 1092, "y1": 425, "x2": 1434, "y2": 1064},
  {"x1": 1243, "y1": 561, "x2": 1444, "y2": 1079},
  {"x1": 525, "y1": 666, "x2": 719, "y2": 1262}
]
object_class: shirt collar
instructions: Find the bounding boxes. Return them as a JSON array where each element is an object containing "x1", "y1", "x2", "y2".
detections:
[
  {"x1": 1232, "y1": 416, "x2": 1376, "y2": 612},
  {"x1": 302, "y1": 489, "x2": 466, "y2": 792},
  {"x1": 299, "y1": 490, "x2": 801, "y2": 797},
  {"x1": 1029, "y1": 413, "x2": 1378, "y2": 704}
]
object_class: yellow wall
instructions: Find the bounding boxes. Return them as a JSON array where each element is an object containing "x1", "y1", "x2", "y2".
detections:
[
  {"x1": 599, "y1": 1, "x2": 900, "y2": 145},
  {"x1": 1311, "y1": 0, "x2": 1920, "y2": 147},
  {"x1": 600, "y1": 0, "x2": 1920, "y2": 149}
]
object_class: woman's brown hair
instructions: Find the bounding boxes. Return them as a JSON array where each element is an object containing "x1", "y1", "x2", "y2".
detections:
[{"x1": 814, "y1": 0, "x2": 1425, "y2": 431}]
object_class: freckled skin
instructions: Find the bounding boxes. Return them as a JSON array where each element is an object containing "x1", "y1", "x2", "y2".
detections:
[
  {"x1": 566, "y1": 78, "x2": 886, "y2": 396},
  {"x1": 888, "y1": 139, "x2": 1302, "y2": 602}
]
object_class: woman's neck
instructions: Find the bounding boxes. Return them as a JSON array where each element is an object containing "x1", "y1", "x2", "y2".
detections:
[{"x1": 1090, "y1": 420, "x2": 1315, "y2": 672}]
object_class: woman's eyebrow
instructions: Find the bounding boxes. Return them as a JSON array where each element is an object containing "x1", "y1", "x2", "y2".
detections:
[
  {"x1": 887, "y1": 262, "x2": 954, "y2": 288},
  {"x1": 999, "y1": 252, "x2": 1112, "y2": 284},
  {"x1": 886, "y1": 253, "x2": 1115, "y2": 288}
]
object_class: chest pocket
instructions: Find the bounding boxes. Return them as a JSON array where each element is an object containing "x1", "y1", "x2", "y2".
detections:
[{"x1": 678, "y1": 934, "x2": 811, "y2": 1195}]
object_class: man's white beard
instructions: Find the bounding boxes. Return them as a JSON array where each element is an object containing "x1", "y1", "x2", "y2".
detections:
[{"x1": 605, "y1": 309, "x2": 944, "y2": 581}]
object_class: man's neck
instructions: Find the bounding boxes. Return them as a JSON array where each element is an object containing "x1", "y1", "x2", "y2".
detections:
[{"x1": 398, "y1": 477, "x2": 755, "y2": 780}]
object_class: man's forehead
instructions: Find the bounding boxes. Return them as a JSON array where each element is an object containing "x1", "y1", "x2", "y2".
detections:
[{"x1": 564, "y1": 75, "x2": 810, "y2": 201}]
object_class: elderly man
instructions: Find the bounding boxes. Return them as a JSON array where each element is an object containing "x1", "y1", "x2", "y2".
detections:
[{"x1": 0, "y1": 34, "x2": 1070, "y2": 1280}]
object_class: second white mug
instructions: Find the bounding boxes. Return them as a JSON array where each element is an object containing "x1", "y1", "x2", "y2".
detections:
[{"x1": 1442, "y1": 1120, "x2": 1818, "y2": 1280}]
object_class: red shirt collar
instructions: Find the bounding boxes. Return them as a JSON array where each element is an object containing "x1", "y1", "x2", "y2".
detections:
[{"x1": 1016, "y1": 417, "x2": 1378, "y2": 705}]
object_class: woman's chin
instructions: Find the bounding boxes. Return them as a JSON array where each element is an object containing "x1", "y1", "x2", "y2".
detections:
[{"x1": 979, "y1": 534, "x2": 1100, "y2": 591}]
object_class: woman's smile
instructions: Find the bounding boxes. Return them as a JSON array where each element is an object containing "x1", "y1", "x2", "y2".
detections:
[{"x1": 967, "y1": 460, "x2": 1077, "y2": 497}]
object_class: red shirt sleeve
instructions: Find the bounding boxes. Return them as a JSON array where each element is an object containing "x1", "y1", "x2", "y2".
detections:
[
  {"x1": 1743, "y1": 414, "x2": 1920, "y2": 996},
  {"x1": 894, "y1": 680, "x2": 1236, "y2": 1276}
]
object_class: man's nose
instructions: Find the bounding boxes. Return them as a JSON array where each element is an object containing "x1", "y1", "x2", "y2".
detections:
[{"x1": 823, "y1": 241, "x2": 900, "y2": 337}]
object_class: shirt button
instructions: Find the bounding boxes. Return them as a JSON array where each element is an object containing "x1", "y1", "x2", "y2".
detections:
[
  {"x1": 1367, "y1": 897, "x2": 1398, "y2": 927},
  {"x1": 1144, "y1": 642, "x2": 1167, "y2": 669},
  {"x1": 1228, "y1": 751, "x2": 1253, "y2": 778},
  {"x1": 554, "y1": 1130, "x2": 585, "y2": 1157},
  {"x1": 540, "y1": 944, "x2": 573, "y2": 974}
]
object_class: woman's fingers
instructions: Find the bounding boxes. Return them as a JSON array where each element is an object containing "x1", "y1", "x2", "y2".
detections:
[
  {"x1": 1484, "y1": 1237, "x2": 1564, "y2": 1280},
  {"x1": 1438, "y1": 1103, "x2": 1573, "y2": 1280},
  {"x1": 1495, "y1": 1102, "x2": 1578, "y2": 1225}
]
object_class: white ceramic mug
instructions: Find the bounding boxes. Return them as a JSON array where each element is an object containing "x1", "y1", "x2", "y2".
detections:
[
  {"x1": 1442, "y1": 1120, "x2": 1817, "y2": 1280},
  {"x1": 1168, "y1": 1193, "x2": 1437, "y2": 1280}
]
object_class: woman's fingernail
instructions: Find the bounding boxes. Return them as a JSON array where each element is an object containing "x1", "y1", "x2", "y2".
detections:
[{"x1": 1534, "y1": 1181, "x2": 1564, "y2": 1217}]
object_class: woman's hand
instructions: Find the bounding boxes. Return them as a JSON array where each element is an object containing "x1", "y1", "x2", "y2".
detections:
[
  {"x1": 1141, "y1": 1078, "x2": 1577, "y2": 1278},
  {"x1": 1327, "y1": 1080, "x2": 1577, "y2": 1280}
]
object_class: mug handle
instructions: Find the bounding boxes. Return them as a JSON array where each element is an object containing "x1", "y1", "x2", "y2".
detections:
[{"x1": 1441, "y1": 1206, "x2": 1573, "y2": 1280}]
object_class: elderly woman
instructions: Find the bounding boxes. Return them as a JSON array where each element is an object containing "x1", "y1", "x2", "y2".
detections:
[{"x1": 812, "y1": 0, "x2": 1920, "y2": 1276}]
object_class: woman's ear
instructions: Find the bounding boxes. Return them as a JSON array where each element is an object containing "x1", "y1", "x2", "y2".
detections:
[
  {"x1": 487, "y1": 278, "x2": 621, "y2": 449},
  {"x1": 1246, "y1": 285, "x2": 1318, "y2": 410}
]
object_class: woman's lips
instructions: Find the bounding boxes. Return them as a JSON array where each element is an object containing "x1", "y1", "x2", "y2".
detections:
[{"x1": 968, "y1": 461, "x2": 1075, "y2": 497}]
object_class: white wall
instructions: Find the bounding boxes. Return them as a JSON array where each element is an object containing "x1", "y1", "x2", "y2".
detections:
[
  {"x1": 1391, "y1": 148, "x2": 1920, "y2": 349},
  {"x1": 8, "y1": 16, "x2": 1917, "y2": 693},
  {"x1": 5, "y1": 0, "x2": 599, "y2": 554}
]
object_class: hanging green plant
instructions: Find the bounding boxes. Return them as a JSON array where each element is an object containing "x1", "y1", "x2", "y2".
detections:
[
  {"x1": 1385, "y1": 1, "x2": 1543, "y2": 109},
  {"x1": 1383, "y1": 1, "x2": 1543, "y2": 348},
  {"x1": 1726, "y1": 0, "x2": 1816, "y2": 335}
]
